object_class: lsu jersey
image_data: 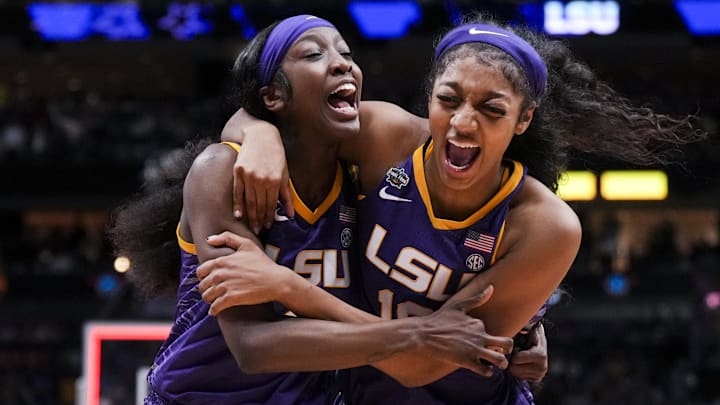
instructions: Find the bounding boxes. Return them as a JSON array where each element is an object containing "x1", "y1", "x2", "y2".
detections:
[
  {"x1": 342, "y1": 141, "x2": 536, "y2": 405},
  {"x1": 146, "y1": 142, "x2": 358, "y2": 405}
]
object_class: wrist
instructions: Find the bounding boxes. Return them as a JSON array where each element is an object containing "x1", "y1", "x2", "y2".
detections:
[
  {"x1": 402, "y1": 316, "x2": 431, "y2": 353},
  {"x1": 273, "y1": 265, "x2": 303, "y2": 305},
  {"x1": 245, "y1": 122, "x2": 281, "y2": 141}
]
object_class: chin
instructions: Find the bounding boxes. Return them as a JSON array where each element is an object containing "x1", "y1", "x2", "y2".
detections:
[
  {"x1": 438, "y1": 164, "x2": 477, "y2": 191},
  {"x1": 333, "y1": 119, "x2": 361, "y2": 138}
]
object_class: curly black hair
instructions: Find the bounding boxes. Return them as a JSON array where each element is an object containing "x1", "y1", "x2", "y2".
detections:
[{"x1": 106, "y1": 138, "x2": 212, "y2": 297}]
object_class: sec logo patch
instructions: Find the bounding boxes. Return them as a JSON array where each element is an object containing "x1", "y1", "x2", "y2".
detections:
[
  {"x1": 340, "y1": 227, "x2": 353, "y2": 248},
  {"x1": 465, "y1": 253, "x2": 485, "y2": 272}
]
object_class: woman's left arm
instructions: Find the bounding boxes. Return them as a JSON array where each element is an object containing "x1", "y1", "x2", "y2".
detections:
[{"x1": 443, "y1": 177, "x2": 582, "y2": 338}]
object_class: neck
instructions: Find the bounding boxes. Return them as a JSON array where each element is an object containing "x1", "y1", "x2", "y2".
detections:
[
  {"x1": 284, "y1": 133, "x2": 341, "y2": 210},
  {"x1": 424, "y1": 156, "x2": 504, "y2": 221}
]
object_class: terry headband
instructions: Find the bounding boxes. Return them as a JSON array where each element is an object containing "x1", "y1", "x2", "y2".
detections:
[
  {"x1": 258, "y1": 15, "x2": 336, "y2": 86},
  {"x1": 434, "y1": 24, "x2": 547, "y2": 100}
]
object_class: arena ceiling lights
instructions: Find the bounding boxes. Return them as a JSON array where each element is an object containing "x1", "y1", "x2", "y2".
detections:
[
  {"x1": 675, "y1": 0, "x2": 720, "y2": 35},
  {"x1": 348, "y1": 1, "x2": 422, "y2": 39},
  {"x1": 23, "y1": 1, "x2": 720, "y2": 42},
  {"x1": 557, "y1": 170, "x2": 669, "y2": 201}
]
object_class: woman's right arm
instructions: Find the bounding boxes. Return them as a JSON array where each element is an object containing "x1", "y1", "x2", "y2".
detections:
[
  {"x1": 220, "y1": 109, "x2": 292, "y2": 232},
  {"x1": 220, "y1": 102, "x2": 428, "y2": 227}
]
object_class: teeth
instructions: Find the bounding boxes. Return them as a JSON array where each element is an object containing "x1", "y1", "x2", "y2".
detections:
[
  {"x1": 446, "y1": 159, "x2": 471, "y2": 170},
  {"x1": 331, "y1": 83, "x2": 356, "y2": 96},
  {"x1": 448, "y1": 139, "x2": 480, "y2": 149}
]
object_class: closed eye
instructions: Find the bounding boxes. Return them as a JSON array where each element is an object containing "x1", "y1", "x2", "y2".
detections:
[
  {"x1": 484, "y1": 105, "x2": 506, "y2": 116},
  {"x1": 436, "y1": 94, "x2": 459, "y2": 105}
]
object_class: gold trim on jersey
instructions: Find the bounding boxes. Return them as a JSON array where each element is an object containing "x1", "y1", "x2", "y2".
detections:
[
  {"x1": 413, "y1": 140, "x2": 524, "y2": 230},
  {"x1": 220, "y1": 141, "x2": 242, "y2": 153},
  {"x1": 173, "y1": 141, "x2": 242, "y2": 255},
  {"x1": 176, "y1": 223, "x2": 197, "y2": 255},
  {"x1": 221, "y1": 140, "x2": 342, "y2": 225},
  {"x1": 290, "y1": 164, "x2": 343, "y2": 225},
  {"x1": 491, "y1": 221, "x2": 506, "y2": 265}
]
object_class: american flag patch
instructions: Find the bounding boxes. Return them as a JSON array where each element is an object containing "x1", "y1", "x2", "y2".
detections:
[
  {"x1": 464, "y1": 230, "x2": 495, "y2": 253},
  {"x1": 339, "y1": 205, "x2": 356, "y2": 223}
]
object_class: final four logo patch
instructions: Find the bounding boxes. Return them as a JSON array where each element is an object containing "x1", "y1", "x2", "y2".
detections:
[{"x1": 385, "y1": 167, "x2": 410, "y2": 190}]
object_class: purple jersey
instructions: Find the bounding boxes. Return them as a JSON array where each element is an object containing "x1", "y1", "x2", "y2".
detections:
[
  {"x1": 147, "y1": 143, "x2": 357, "y2": 404},
  {"x1": 342, "y1": 142, "x2": 536, "y2": 405}
]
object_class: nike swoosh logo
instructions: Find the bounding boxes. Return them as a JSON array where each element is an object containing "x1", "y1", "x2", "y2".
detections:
[
  {"x1": 274, "y1": 208, "x2": 290, "y2": 222},
  {"x1": 468, "y1": 28, "x2": 509, "y2": 37},
  {"x1": 378, "y1": 186, "x2": 413, "y2": 203}
]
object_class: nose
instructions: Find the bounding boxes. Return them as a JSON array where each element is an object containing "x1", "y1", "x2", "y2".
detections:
[
  {"x1": 329, "y1": 50, "x2": 353, "y2": 75},
  {"x1": 450, "y1": 106, "x2": 479, "y2": 132}
]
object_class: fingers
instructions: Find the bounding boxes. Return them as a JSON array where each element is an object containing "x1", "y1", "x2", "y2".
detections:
[
  {"x1": 461, "y1": 359, "x2": 495, "y2": 377},
  {"x1": 475, "y1": 346, "x2": 510, "y2": 370},
  {"x1": 197, "y1": 266, "x2": 236, "y2": 316},
  {"x1": 200, "y1": 281, "x2": 222, "y2": 306},
  {"x1": 232, "y1": 165, "x2": 245, "y2": 219},
  {"x1": 484, "y1": 336, "x2": 514, "y2": 356},
  {"x1": 198, "y1": 268, "x2": 224, "y2": 302},
  {"x1": 209, "y1": 296, "x2": 231, "y2": 316},
  {"x1": 264, "y1": 184, "x2": 279, "y2": 230},
  {"x1": 197, "y1": 260, "x2": 223, "y2": 291},
  {"x1": 508, "y1": 362, "x2": 546, "y2": 383},
  {"x1": 196, "y1": 255, "x2": 223, "y2": 280},
  {"x1": 205, "y1": 231, "x2": 249, "y2": 251},
  {"x1": 196, "y1": 262, "x2": 211, "y2": 281},
  {"x1": 510, "y1": 347, "x2": 543, "y2": 365},
  {"x1": 443, "y1": 344, "x2": 507, "y2": 377},
  {"x1": 534, "y1": 322, "x2": 547, "y2": 349},
  {"x1": 202, "y1": 284, "x2": 232, "y2": 316},
  {"x1": 510, "y1": 327, "x2": 548, "y2": 383},
  {"x1": 247, "y1": 186, "x2": 262, "y2": 234},
  {"x1": 279, "y1": 181, "x2": 295, "y2": 218}
]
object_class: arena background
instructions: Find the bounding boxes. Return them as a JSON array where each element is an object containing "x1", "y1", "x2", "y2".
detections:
[{"x1": 0, "y1": 1, "x2": 718, "y2": 404}]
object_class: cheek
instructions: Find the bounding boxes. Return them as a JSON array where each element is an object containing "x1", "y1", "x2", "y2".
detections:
[
  {"x1": 427, "y1": 103, "x2": 448, "y2": 125},
  {"x1": 352, "y1": 63, "x2": 363, "y2": 80},
  {"x1": 427, "y1": 111, "x2": 448, "y2": 136}
]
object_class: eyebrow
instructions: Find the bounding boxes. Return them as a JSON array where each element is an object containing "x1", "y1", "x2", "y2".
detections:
[
  {"x1": 438, "y1": 81, "x2": 508, "y2": 99},
  {"x1": 295, "y1": 32, "x2": 344, "y2": 47}
]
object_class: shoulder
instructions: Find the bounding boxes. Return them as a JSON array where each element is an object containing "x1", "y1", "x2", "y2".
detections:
[
  {"x1": 343, "y1": 101, "x2": 428, "y2": 192},
  {"x1": 341, "y1": 101, "x2": 427, "y2": 162},
  {"x1": 360, "y1": 101, "x2": 427, "y2": 134},
  {"x1": 187, "y1": 143, "x2": 237, "y2": 179},
  {"x1": 184, "y1": 143, "x2": 237, "y2": 200},
  {"x1": 359, "y1": 101, "x2": 428, "y2": 154},
  {"x1": 504, "y1": 176, "x2": 581, "y2": 256}
]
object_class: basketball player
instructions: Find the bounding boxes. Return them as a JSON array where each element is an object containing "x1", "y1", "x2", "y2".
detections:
[{"x1": 199, "y1": 12, "x2": 704, "y2": 404}]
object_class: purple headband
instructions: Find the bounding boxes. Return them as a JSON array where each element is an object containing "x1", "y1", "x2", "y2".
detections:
[
  {"x1": 434, "y1": 24, "x2": 547, "y2": 100},
  {"x1": 258, "y1": 15, "x2": 336, "y2": 86}
]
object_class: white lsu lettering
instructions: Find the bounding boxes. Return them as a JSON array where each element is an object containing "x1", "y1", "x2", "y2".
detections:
[
  {"x1": 366, "y1": 224, "x2": 475, "y2": 319},
  {"x1": 265, "y1": 245, "x2": 350, "y2": 288}
]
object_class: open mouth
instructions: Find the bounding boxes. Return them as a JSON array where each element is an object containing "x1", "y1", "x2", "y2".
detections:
[
  {"x1": 328, "y1": 82, "x2": 357, "y2": 115},
  {"x1": 445, "y1": 139, "x2": 481, "y2": 171}
]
